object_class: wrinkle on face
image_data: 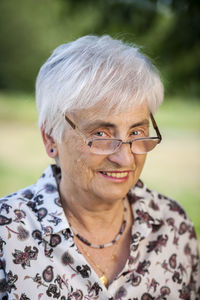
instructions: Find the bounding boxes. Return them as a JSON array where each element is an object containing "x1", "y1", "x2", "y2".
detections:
[{"x1": 57, "y1": 101, "x2": 149, "y2": 205}]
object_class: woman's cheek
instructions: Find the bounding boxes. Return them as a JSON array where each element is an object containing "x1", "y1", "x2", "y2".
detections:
[{"x1": 74, "y1": 157, "x2": 93, "y2": 186}]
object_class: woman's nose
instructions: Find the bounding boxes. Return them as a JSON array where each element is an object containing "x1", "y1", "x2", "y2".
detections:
[{"x1": 107, "y1": 142, "x2": 135, "y2": 168}]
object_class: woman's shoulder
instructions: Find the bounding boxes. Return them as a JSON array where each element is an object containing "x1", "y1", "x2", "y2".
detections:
[
  {"x1": 0, "y1": 165, "x2": 58, "y2": 226},
  {"x1": 130, "y1": 179, "x2": 196, "y2": 236},
  {"x1": 129, "y1": 180, "x2": 199, "y2": 266},
  {"x1": 0, "y1": 183, "x2": 37, "y2": 229}
]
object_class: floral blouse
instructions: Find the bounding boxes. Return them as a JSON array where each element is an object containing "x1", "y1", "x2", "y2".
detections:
[{"x1": 0, "y1": 165, "x2": 199, "y2": 300}]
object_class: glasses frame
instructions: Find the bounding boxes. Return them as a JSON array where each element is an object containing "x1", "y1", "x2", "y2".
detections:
[{"x1": 65, "y1": 113, "x2": 162, "y2": 155}]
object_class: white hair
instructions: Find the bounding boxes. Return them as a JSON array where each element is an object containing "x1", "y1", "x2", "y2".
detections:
[{"x1": 36, "y1": 35, "x2": 164, "y2": 142}]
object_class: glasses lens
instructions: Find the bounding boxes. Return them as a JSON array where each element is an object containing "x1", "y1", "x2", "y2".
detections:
[
  {"x1": 90, "y1": 139, "x2": 121, "y2": 155},
  {"x1": 131, "y1": 138, "x2": 159, "y2": 154}
]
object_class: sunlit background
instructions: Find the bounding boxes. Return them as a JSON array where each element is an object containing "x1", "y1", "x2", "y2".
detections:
[{"x1": 0, "y1": 0, "x2": 199, "y2": 244}]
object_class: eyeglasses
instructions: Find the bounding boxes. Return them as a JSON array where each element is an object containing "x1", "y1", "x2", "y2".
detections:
[{"x1": 65, "y1": 113, "x2": 162, "y2": 155}]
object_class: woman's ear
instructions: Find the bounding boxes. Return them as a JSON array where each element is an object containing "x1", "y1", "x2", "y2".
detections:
[{"x1": 41, "y1": 129, "x2": 58, "y2": 158}]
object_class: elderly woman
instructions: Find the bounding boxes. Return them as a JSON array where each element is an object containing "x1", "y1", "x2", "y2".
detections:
[{"x1": 0, "y1": 35, "x2": 199, "y2": 300}]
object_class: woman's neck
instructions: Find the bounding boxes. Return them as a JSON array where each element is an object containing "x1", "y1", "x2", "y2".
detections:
[{"x1": 59, "y1": 178, "x2": 126, "y2": 243}]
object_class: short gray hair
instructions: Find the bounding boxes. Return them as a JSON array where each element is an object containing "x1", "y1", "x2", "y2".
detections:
[{"x1": 36, "y1": 35, "x2": 164, "y2": 142}]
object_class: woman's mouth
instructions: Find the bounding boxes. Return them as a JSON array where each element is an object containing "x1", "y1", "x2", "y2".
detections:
[{"x1": 98, "y1": 171, "x2": 130, "y2": 181}]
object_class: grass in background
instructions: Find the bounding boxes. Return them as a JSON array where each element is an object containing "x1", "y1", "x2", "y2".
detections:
[{"x1": 0, "y1": 92, "x2": 200, "y2": 243}]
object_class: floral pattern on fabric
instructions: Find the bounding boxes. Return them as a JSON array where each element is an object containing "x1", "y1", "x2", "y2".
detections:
[{"x1": 0, "y1": 165, "x2": 199, "y2": 299}]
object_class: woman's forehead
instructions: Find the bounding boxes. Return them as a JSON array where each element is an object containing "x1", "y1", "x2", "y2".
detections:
[{"x1": 71, "y1": 101, "x2": 149, "y2": 129}]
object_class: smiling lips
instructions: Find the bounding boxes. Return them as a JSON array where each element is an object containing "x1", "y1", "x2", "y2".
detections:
[{"x1": 99, "y1": 171, "x2": 130, "y2": 179}]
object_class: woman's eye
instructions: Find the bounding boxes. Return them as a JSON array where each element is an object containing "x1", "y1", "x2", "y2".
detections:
[
  {"x1": 131, "y1": 130, "x2": 141, "y2": 136},
  {"x1": 94, "y1": 131, "x2": 107, "y2": 137}
]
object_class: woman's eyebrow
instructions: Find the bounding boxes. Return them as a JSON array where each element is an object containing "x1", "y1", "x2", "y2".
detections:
[
  {"x1": 129, "y1": 119, "x2": 149, "y2": 129},
  {"x1": 82, "y1": 120, "x2": 116, "y2": 131}
]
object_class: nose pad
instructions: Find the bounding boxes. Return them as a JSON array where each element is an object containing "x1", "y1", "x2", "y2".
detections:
[
  {"x1": 119, "y1": 141, "x2": 134, "y2": 156},
  {"x1": 122, "y1": 141, "x2": 133, "y2": 152}
]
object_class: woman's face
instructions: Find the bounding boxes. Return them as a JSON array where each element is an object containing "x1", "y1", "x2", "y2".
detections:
[{"x1": 45, "y1": 101, "x2": 149, "y2": 203}]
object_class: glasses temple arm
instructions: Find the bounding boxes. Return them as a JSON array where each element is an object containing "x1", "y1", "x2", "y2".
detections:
[
  {"x1": 65, "y1": 115, "x2": 89, "y2": 143},
  {"x1": 65, "y1": 115, "x2": 76, "y2": 129},
  {"x1": 150, "y1": 113, "x2": 162, "y2": 141}
]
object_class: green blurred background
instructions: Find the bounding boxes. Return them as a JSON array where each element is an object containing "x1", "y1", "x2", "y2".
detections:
[{"x1": 0, "y1": 0, "x2": 199, "y2": 244}]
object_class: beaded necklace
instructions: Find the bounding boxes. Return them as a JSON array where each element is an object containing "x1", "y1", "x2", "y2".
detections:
[{"x1": 69, "y1": 198, "x2": 127, "y2": 249}]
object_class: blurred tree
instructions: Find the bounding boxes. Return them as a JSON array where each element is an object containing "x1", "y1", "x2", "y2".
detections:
[
  {"x1": 0, "y1": 0, "x2": 65, "y2": 91},
  {"x1": 159, "y1": 0, "x2": 200, "y2": 95}
]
